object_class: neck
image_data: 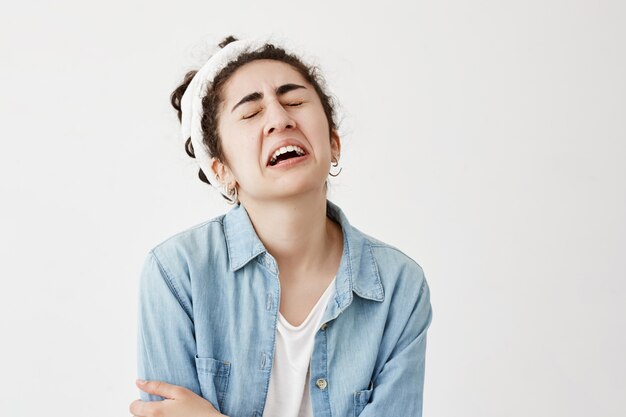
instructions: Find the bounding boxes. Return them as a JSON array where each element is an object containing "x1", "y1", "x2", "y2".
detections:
[{"x1": 241, "y1": 188, "x2": 341, "y2": 280}]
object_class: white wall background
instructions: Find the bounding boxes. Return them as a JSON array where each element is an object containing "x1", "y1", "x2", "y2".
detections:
[{"x1": 1, "y1": 1, "x2": 624, "y2": 416}]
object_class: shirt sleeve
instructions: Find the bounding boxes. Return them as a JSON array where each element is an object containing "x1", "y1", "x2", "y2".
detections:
[
  {"x1": 358, "y1": 276, "x2": 433, "y2": 417},
  {"x1": 136, "y1": 250, "x2": 201, "y2": 401}
]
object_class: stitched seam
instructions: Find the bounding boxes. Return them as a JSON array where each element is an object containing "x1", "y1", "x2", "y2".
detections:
[
  {"x1": 413, "y1": 279, "x2": 432, "y2": 345},
  {"x1": 149, "y1": 250, "x2": 193, "y2": 319},
  {"x1": 344, "y1": 226, "x2": 354, "y2": 305},
  {"x1": 365, "y1": 242, "x2": 384, "y2": 298},
  {"x1": 223, "y1": 217, "x2": 237, "y2": 270},
  {"x1": 217, "y1": 366, "x2": 231, "y2": 410},
  {"x1": 397, "y1": 278, "x2": 429, "y2": 350},
  {"x1": 259, "y1": 279, "x2": 279, "y2": 414}
]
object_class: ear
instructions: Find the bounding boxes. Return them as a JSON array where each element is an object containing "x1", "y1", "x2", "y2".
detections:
[
  {"x1": 330, "y1": 129, "x2": 341, "y2": 160},
  {"x1": 211, "y1": 158, "x2": 232, "y2": 188}
]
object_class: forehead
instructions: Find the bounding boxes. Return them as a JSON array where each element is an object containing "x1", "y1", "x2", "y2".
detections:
[{"x1": 221, "y1": 59, "x2": 309, "y2": 100}]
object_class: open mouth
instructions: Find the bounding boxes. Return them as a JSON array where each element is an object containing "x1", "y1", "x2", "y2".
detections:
[{"x1": 268, "y1": 145, "x2": 308, "y2": 167}]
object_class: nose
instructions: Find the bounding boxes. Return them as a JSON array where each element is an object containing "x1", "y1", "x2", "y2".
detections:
[{"x1": 263, "y1": 100, "x2": 297, "y2": 136}]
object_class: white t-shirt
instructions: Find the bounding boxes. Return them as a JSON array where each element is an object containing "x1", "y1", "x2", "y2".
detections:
[{"x1": 262, "y1": 276, "x2": 337, "y2": 417}]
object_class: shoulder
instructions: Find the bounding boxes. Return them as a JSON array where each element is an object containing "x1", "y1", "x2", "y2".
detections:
[
  {"x1": 354, "y1": 225, "x2": 428, "y2": 297},
  {"x1": 145, "y1": 213, "x2": 228, "y2": 275},
  {"x1": 151, "y1": 215, "x2": 225, "y2": 251}
]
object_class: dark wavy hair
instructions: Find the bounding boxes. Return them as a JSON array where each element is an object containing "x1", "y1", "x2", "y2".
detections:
[{"x1": 170, "y1": 35, "x2": 340, "y2": 203}]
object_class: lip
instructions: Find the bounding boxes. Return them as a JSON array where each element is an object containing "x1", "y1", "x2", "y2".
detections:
[
  {"x1": 265, "y1": 139, "x2": 309, "y2": 166},
  {"x1": 267, "y1": 152, "x2": 309, "y2": 169}
]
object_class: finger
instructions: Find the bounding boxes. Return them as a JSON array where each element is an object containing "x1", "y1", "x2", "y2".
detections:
[
  {"x1": 136, "y1": 379, "x2": 184, "y2": 399},
  {"x1": 129, "y1": 398, "x2": 166, "y2": 416},
  {"x1": 129, "y1": 399, "x2": 148, "y2": 416}
]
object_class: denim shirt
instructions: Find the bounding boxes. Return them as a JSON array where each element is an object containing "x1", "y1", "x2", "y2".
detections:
[{"x1": 137, "y1": 199, "x2": 433, "y2": 417}]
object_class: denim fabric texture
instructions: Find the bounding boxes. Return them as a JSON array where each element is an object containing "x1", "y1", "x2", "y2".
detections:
[{"x1": 137, "y1": 199, "x2": 433, "y2": 417}]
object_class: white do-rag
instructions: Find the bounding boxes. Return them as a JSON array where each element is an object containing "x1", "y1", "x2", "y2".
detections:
[{"x1": 180, "y1": 34, "x2": 300, "y2": 200}]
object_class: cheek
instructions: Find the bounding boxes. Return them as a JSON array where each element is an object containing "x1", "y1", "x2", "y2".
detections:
[
  {"x1": 308, "y1": 112, "x2": 332, "y2": 148},
  {"x1": 223, "y1": 139, "x2": 262, "y2": 177},
  {"x1": 312, "y1": 108, "x2": 331, "y2": 138}
]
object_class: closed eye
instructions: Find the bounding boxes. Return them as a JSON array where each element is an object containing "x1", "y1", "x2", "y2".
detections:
[
  {"x1": 242, "y1": 102, "x2": 304, "y2": 120},
  {"x1": 242, "y1": 111, "x2": 260, "y2": 120}
]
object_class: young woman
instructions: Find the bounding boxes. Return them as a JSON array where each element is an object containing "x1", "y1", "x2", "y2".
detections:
[{"x1": 129, "y1": 35, "x2": 433, "y2": 417}]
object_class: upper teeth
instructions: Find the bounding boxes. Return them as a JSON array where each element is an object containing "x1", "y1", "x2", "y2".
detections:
[{"x1": 270, "y1": 145, "x2": 306, "y2": 165}]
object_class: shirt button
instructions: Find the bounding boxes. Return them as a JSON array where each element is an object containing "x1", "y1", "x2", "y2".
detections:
[
  {"x1": 320, "y1": 323, "x2": 328, "y2": 330},
  {"x1": 316, "y1": 378, "x2": 327, "y2": 390}
]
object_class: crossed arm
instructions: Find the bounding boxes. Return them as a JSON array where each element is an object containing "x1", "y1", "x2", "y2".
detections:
[{"x1": 130, "y1": 251, "x2": 224, "y2": 417}]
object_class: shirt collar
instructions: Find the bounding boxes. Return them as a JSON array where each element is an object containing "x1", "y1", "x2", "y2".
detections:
[{"x1": 222, "y1": 199, "x2": 384, "y2": 305}]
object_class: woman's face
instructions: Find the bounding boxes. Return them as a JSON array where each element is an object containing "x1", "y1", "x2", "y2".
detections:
[{"x1": 213, "y1": 59, "x2": 340, "y2": 205}]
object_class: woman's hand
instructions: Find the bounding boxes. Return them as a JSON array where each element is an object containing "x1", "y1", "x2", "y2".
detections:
[{"x1": 129, "y1": 379, "x2": 226, "y2": 417}]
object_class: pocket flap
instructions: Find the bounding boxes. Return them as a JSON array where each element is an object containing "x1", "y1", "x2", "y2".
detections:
[{"x1": 195, "y1": 355, "x2": 231, "y2": 377}]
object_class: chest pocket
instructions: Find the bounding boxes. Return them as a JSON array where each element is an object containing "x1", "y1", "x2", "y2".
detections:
[
  {"x1": 353, "y1": 381, "x2": 374, "y2": 417},
  {"x1": 195, "y1": 355, "x2": 231, "y2": 413}
]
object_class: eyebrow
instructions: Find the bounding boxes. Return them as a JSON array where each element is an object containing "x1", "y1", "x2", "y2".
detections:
[{"x1": 231, "y1": 83, "x2": 307, "y2": 113}]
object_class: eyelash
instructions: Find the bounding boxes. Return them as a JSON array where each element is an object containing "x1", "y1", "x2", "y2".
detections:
[{"x1": 243, "y1": 102, "x2": 303, "y2": 120}]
